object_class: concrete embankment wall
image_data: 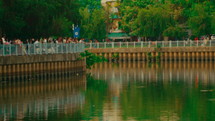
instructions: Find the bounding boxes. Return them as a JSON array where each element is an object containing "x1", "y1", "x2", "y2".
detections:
[
  {"x1": 87, "y1": 47, "x2": 215, "y2": 61},
  {"x1": 0, "y1": 53, "x2": 86, "y2": 78}
]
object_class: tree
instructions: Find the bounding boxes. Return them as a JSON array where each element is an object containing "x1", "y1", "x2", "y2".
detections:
[
  {"x1": 134, "y1": 6, "x2": 174, "y2": 40},
  {"x1": 163, "y1": 26, "x2": 186, "y2": 40},
  {"x1": 0, "y1": 0, "x2": 81, "y2": 39},
  {"x1": 188, "y1": 3, "x2": 211, "y2": 37},
  {"x1": 79, "y1": 7, "x2": 107, "y2": 40}
]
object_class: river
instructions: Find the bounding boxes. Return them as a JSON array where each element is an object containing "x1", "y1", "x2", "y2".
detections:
[{"x1": 0, "y1": 62, "x2": 215, "y2": 121}]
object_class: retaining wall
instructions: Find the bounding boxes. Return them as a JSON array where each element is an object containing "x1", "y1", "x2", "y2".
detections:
[
  {"x1": 87, "y1": 47, "x2": 215, "y2": 61},
  {"x1": 0, "y1": 53, "x2": 86, "y2": 78}
]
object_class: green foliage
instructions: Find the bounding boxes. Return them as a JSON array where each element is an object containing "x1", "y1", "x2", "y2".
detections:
[
  {"x1": 112, "y1": 53, "x2": 119, "y2": 62},
  {"x1": 136, "y1": 6, "x2": 174, "y2": 39},
  {"x1": 0, "y1": 0, "x2": 81, "y2": 39},
  {"x1": 80, "y1": 50, "x2": 107, "y2": 69},
  {"x1": 81, "y1": 73, "x2": 108, "y2": 120},
  {"x1": 120, "y1": 0, "x2": 215, "y2": 39},
  {"x1": 163, "y1": 26, "x2": 186, "y2": 39},
  {"x1": 79, "y1": 7, "x2": 107, "y2": 40},
  {"x1": 188, "y1": 3, "x2": 212, "y2": 37}
]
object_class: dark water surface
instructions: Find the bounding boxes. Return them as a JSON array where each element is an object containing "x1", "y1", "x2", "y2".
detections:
[{"x1": 1, "y1": 62, "x2": 215, "y2": 121}]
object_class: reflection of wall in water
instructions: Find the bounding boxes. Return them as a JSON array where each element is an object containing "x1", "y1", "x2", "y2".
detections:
[
  {"x1": 0, "y1": 75, "x2": 86, "y2": 120},
  {"x1": 90, "y1": 62, "x2": 215, "y2": 86}
]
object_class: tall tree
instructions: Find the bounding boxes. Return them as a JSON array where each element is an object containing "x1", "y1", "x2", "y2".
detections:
[
  {"x1": 188, "y1": 3, "x2": 211, "y2": 37},
  {"x1": 79, "y1": 7, "x2": 106, "y2": 40}
]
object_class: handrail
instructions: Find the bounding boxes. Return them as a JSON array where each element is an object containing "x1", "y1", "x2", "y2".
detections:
[
  {"x1": 85, "y1": 40, "x2": 215, "y2": 49},
  {"x1": 0, "y1": 43, "x2": 85, "y2": 56}
]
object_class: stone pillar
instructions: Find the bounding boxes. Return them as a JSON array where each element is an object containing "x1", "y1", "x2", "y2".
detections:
[
  {"x1": 174, "y1": 52, "x2": 177, "y2": 62},
  {"x1": 209, "y1": 52, "x2": 213, "y2": 61},
  {"x1": 169, "y1": 52, "x2": 172, "y2": 61},
  {"x1": 192, "y1": 52, "x2": 195, "y2": 62},
  {"x1": 178, "y1": 52, "x2": 181, "y2": 61},
  {"x1": 142, "y1": 53, "x2": 145, "y2": 61},
  {"x1": 7, "y1": 65, "x2": 11, "y2": 76},
  {"x1": 187, "y1": 52, "x2": 190, "y2": 61},
  {"x1": 21, "y1": 64, "x2": 24, "y2": 74},
  {"x1": 165, "y1": 52, "x2": 168, "y2": 62},
  {"x1": 205, "y1": 52, "x2": 208, "y2": 61},
  {"x1": 29, "y1": 63, "x2": 32, "y2": 75},
  {"x1": 183, "y1": 52, "x2": 186, "y2": 61},
  {"x1": 109, "y1": 53, "x2": 112, "y2": 62},
  {"x1": 0, "y1": 65, "x2": 2, "y2": 78},
  {"x1": 201, "y1": 52, "x2": 204, "y2": 61},
  {"x1": 128, "y1": 53, "x2": 131, "y2": 61},
  {"x1": 133, "y1": 53, "x2": 136, "y2": 61},
  {"x1": 137, "y1": 53, "x2": 141, "y2": 61},
  {"x1": 118, "y1": 53, "x2": 121, "y2": 61},
  {"x1": 196, "y1": 52, "x2": 199, "y2": 62}
]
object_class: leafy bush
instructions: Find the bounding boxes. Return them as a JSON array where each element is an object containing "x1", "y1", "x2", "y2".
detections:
[{"x1": 79, "y1": 50, "x2": 107, "y2": 69}]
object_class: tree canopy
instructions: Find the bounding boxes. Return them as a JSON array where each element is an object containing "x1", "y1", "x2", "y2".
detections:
[
  {"x1": 120, "y1": 0, "x2": 215, "y2": 40},
  {"x1": 0, "y1": 0, "x2": 81, "y2": 39},
  {"x1": 1, "y1": 0, "x2": 215, "y2": 40}
]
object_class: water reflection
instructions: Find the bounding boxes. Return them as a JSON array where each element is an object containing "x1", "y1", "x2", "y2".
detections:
[
  {"x1": 88, "y1": 62, "x2": 215, "y2": 121},
  {"x1": 1, "y1": 62, "x2": 215, "y2": 121},
  {"x1": 0, "y1": 74, "x2": 86, "y2": 121},
  {"x1": 90, "y1": 62, "x2": 215, "y2": 85}
]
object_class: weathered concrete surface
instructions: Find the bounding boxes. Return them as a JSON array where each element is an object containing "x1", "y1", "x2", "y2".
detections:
[
  {"x1": 0, "y1": 53, "x2": 86, "y2": 78},
  {"x1": 86, "y1": 47, "x2": 215, "y2": 62},
  {"x1": 0, "y1": 53, "x2": 80, "y2": 65},
  {"x1": 86, "y1": 47, "x2": 215, "y2": 53}
]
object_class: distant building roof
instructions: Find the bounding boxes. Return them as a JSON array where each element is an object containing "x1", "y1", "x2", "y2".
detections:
[{"x1": 108, "y1": 32, "x2": 130, "y2": 39}]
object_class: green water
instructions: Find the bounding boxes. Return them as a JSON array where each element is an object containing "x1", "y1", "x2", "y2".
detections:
[{"x1": 1, "y1": 62, "x2": 215, "y2": 121}]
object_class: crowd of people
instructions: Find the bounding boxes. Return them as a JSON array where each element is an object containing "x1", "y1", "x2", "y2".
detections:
[{"x1": 0, "y1": 37, "x2": 87, "y2": 45}]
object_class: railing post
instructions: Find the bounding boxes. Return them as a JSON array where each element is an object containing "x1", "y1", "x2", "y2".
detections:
[
  {"x1": 134, "y1": 42, "x2": 135, "y2": 48},
  {"x1": 66, "y1": 44, "x2": 68, "y2": 53},
  {"x1": 190, "y1": 40, "x2": 191, "y2": 47},
  {"x1": 45, "y1": 43, "x2": 48, "y2": 54},
  {"x1": 162, "y1": 41, "x2": 164, "y2": 47},
  {"x1": 141, "y1": 41, "x2": 143, "y2": 48},
  {"x1": 28, "y1": 44, "x2": 30, "y2": 55},
  {"x1": 61, "y1": 43, "x2": 64, "y2": 53},
  {"x1": 2, "y1": 44, "x2": 5, "y2": 56},
  {"x1": 15, "y1": 45, "x2": 17, "y2": 56},
  {"x1": 120, "y1": 42, "x2": 122, "y2": 48},
  {"x1": 156, "y1": 41, "x2": 158, "y2": 47},
  {"x1": 104, "y1": 42, "x2": 106, "y2": 48},
  {"x1": 40, "y1": 43, "x2": 42, "y2": 54},
  {"x1": 197, "y1": 40, "x2": 198, "y2": 47},
  {"x1": 90, "y1": 43, "x2": 92, "y2": 49},
  {"x1": 97, "y1": 43, "x2": 99, "y2": 48},
  {"x1": 21, "y1": 44, "x2": 23, "y2": 55},
  {"x1": 210, "y1": 40, "x2": 212, "y2": 47},
  {"x1": 177, "y1": 40, "x2": 179, "y2": 47},
  {"x1": 56, "y1": 43, "x2": 58, "y2": 53},
  {"x1": 184, "y1": 40, "x2": 186, "y2": 47},
  {"x1": 9, "y1": 44, "x2": 12, "y2": 56},
  {"x1": 112, "y1": 42, "x2": 114, "y2": 48},
  {"x1": 33, "y1": 44, "x2": 36, "y2": 55},
  {"x1": 149, "y1": 41, "x2": 151, "y2": 48},
  {"x1": 127, "y1": 42, "x2": 128, "y2": 48}
]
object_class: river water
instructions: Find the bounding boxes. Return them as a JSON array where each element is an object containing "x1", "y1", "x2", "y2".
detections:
[{"x1": 0, "y1": 62, "x2": 215, "y2": 121}]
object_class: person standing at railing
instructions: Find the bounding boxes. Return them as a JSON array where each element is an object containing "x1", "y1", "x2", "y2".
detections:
[{"x1": 16, "y1": 39, "x2": 27, "y2": 55}]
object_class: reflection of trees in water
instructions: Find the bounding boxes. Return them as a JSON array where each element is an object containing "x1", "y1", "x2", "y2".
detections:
[
  {"x1": 90, "y1": 62, "x2": 215, "y2": 86},
  {"x1": 89, "y1": 62, "x2": 215, "y2": 121},
  {"x1": 0, "y1": 75, "x2": 86, "y2": 121},
  {"x1": 80, "y1": 74, "x2": 109, "y2": 121}
]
